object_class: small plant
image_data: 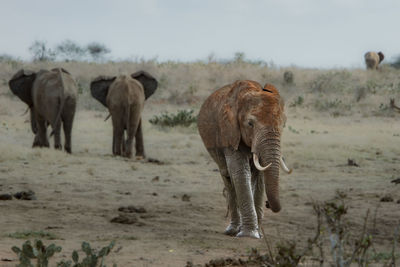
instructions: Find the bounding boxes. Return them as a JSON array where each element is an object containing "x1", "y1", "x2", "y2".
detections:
[
  {"x1": 288, "y1": 126, "x2": 299, "y2": 134},
  {"x1": 12, "y1": 240, "x2": 116, "y2": 267},
  {"x1": 57, "y1": 241, "x2": 116, "y2": 267},
  {"x1": 289, "y1": 96, "x2": 304, "y2": 107},
  {"x1": 8, "y1": 230, "x2": 59, "y2": 240},
  {"x1": 314, "y1": 98, "x2": 343, "y2": 111},
  {"x1": 12, "y1": 239, "x2": 62, "y2": 267},
  {"x1": 149, "y1": 109, "x2": 197, "y2": 127}
]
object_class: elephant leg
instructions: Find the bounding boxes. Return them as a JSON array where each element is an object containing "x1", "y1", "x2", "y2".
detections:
[
  {"x1": 33, "y1": 114, "x2": 49, "y2": 148},
  {"x1": 112, "y1": 115, "x2": 124, "y2": 156},
  {"x1": 125, "y1": 106, "x2": 141, "y2": 158},
  {"x1": 112, "y1": 132, "x2": 116, "y2": 155},
  {"x1": 225, "y1": 148, "x2": 259, "y2": 238},
  {"x1": 251, "y1": 162, "x2": 265, "y2": 235},
  {"x1": 122, "y1": 130, "x2": 127, "y2": 156},
  {"x1": 53, "y1": 123, "x2": 62, "y2": 150},
  {"x1": 61, "y1": 99, "x2": 76, "y2": 153},
  {"x1": 113, "y1": 127, "x2": 124, "y2": 156},
  {"x1": 208, "y1": 149, "x2": 240, "y2": 235},
  {"x1": 221, "y1": 173, "x2": 241, "y2": 235},
  {"x1": 62, "y1": 104, "x2": 75, "y2": 154},
  {"x1": 134, "y1": 119, "x2": 145, "y2": 158}
]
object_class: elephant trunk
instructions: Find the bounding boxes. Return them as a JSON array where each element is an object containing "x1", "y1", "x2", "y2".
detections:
[{"x1": 254, "y1": 130, "x2": 281, "y2": 213}]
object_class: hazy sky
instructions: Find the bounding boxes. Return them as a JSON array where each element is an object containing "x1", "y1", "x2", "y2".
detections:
[{"x1": 1, "y1": 0, "x2": 399, "y2": 68}]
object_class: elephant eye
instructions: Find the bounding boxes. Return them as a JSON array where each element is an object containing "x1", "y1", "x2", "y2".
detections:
[{"x1": 248, "y1": 120, "x2": 254, "y2": 127}]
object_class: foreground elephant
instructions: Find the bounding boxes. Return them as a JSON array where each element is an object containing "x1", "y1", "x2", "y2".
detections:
[
  {"x1": 364, "y1": 51, "x2": 384, "y2": 70},
  {"x1": 90, "y1": 71, "x2": 158, "y2": 158},
  {"x1": 198, "y1": 80, "x2": 291, "y2": 238},
  {"x1": 8, "y1": 68, "x2": 77, "y2": 153}
]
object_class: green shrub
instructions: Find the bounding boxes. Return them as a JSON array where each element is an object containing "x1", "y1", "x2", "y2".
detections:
[
  {"x1": 12, "y1": 240, "x2": 116, "y2": 267},
  {"x1": 57, "y1": 241, "x2": 116, "y2": 267},
  {"x1": 149, "y1": 109, "x2": 197, "y2": 127},
  {"x1": 289, "y1": 96, "x2": 304, "y2": 107},
  {"x1": 12, "y1": 239, "x2": 62, "y2": 267}
]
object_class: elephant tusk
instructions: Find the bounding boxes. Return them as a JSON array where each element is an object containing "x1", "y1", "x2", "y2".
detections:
[
  {"x1": 253, "y1": 153, "x2": 272, "y2": 171},
  {"x1": 280, "y1": 156, "x2": 292, "y2": 174}
]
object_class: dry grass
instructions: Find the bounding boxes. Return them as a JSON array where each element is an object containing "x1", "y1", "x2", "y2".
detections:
[{"x1": 1, "y1": 60, "x2": 400, "y2": 117}]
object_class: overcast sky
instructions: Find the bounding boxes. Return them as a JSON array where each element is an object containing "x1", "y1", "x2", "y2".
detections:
[{"x1": 1, "y1": 0, "x2": 399, "y2": 68}]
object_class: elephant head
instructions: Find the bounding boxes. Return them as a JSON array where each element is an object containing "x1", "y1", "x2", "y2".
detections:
[
  {"x1": 8, "y1": 69, "x2": 38, "y2": 133},
  {"x1": 90, "y1": 71, "x2": 158, "y2": 107},
  {"x1": 219, "y1": 81, "x2": 286, "y2": 212}
]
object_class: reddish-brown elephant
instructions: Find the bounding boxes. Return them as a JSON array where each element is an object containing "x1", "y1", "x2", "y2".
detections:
[
  {"x1": 8, "y1": 68, "x2": 77, "y2": 153},
  {"x1": 90, "y1": 71, "x2": 158, "y2": 158},
  {"x1": 197, "y1": 80, "x2": 291, "y2": 238},
  {"x1": 364, "y1": 51, "x2": 384, "y2": 70}
]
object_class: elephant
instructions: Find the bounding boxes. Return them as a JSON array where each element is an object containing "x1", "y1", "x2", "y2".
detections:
[
  {"x1": 364, "y1": 51, "x2": 384, "y2": 70},
  {"x1": 197, "y1": 80, "x2": 291, "y2": 239},
  {"x1": 90, "y1": 71, "x2": 158, "y2": 158},
  {"x1": 8, "y1": 68, "x2": 78, "y2": 153}
]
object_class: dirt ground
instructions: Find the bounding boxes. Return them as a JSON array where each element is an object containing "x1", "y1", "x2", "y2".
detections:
[{"x1": 0, "y1": 97, "x2": 400, "y2": 266}]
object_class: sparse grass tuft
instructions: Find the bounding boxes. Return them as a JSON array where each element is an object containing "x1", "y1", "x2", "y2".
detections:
[
  {"x1": 149, "y1": 109, "x2": 197, "y2": 127},
  {"x1": 8, "y1": 230, "x2": 59, "y2": 240}
]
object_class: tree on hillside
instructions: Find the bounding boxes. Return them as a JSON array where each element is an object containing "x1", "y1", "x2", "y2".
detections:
[
  {"x1": 28, "y1": 40, "x2": 55, "y2": 61},
  {"x1": 56, "y1": 40, "x2": 86, "y2": 61},
  {"x1": 86, "y1": 42, "x2": 110, "y2": 61}
]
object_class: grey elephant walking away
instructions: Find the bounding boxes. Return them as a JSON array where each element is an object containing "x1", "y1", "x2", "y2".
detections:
[
  {"x1": 364, "y1": 51, "x2": 384, "y2": 70},
  {"x1": 90, "y1": 71, "x2": 158, "y2": 158},
  {"x1": 198, "y1": 81, "x2": 291, "y2": 239},
  {"x1": 8, "y1": 68, "x2": 78, "y2": 153}
]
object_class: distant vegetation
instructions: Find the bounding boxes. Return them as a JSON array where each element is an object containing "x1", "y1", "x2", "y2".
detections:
[
  {"x1": 1, "y1": 42, "x2": 400, "y2": 118},
  {"x1": 28, "y1": 39, "x2": 111, "y2": 62}
]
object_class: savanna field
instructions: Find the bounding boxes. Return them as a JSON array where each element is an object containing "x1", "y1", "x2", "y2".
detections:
[{"x1": 0, "y1": 59, "x2": 400, "y2": 266}]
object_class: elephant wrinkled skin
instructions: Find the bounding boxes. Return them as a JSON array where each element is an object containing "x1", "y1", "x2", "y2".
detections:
[
  {"x1": 90, "y1": 71, "x2": 158, "y2": 158},
  {"x1": 8, "y1": 68, "x2": 78, "y2": 153},
  {"x1": 364, "y1": 51, "x2": 384, "y2": 70},
  {"x1": 198, "y1": 80, "x2": 290, "y2": 238}
]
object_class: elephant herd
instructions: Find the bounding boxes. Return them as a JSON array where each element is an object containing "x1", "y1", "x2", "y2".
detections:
[
  {"x1": 6, "y1": 50, "x2": 381, "y2": 239},
  {"x1": 8, "y1": 68, "x2": 158, "y2": 158}
]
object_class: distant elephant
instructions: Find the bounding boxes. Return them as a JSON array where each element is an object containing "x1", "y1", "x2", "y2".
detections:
[
  {"x1": 8, "y1": 68, "x2": 78, "y2": 153},
  {"x1": 90, "y1": 71, "x2": 158, "y2": 158},
  {"x1": 364, "y1": 51, "x2": 384, "y2": 70},
  {"x1": 198, "y1": 80, "x2": 291, "y2": 238}
]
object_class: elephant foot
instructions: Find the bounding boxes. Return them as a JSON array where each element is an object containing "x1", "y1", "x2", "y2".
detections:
[
  {"x1": 135, "y1": 155, "x2": 145, "y2": 160},
  {"x1": 224, "y1": 224, "x2": 240, "y2": 236},
  {"x1": 236, "y1": 228, "x2": 260, "y2": 239},
  {"x1": 54, "y1": 144, "x2": 62, "y2": 150},
  {"x1": 65, "y1": 145, "x2": 71, "y2": 154}
]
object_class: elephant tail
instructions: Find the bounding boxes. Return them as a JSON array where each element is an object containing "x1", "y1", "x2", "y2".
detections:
[{"x1": 50, "y1": 68, "x2": 66, "y2": 137}]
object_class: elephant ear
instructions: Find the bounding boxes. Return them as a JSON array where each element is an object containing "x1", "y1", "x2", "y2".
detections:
[
  {"x1": 8, "y1": 69, "x2": 36, "y2": 107},
  {"x1": 217, "y1": 83, "x2": 242, "y2": 150},
  {"x1": 131, "y1": 71, "x2": 158, "y2": 100},
  {"x1": 378, "y1": 52, "x2": 384, "y2": 63},
  {"x1": 90, "y1": 76, "x2": 116, "y2": 107}
]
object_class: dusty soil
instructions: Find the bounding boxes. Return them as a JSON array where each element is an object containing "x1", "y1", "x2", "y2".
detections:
[{"x1": 0, "y1": 98, "x2": 400, "y2": 266}]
